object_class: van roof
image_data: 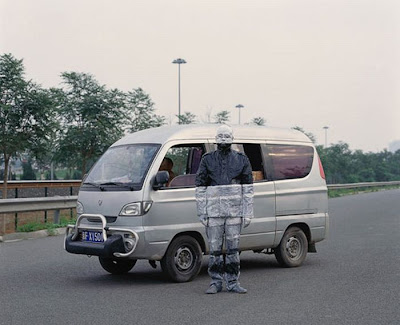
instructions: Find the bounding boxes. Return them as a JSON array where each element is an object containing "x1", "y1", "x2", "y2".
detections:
[{"x1": 112, "y1": 124, "x2": 312, "y2": 146}]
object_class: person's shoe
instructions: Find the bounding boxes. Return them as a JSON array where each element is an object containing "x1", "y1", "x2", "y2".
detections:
[
  {"x1": 205, "y1": 284, "x2": 222, "y2": 294},
  {"x1": 228, "y1": 284, "x2": 247, "y2": 294}
]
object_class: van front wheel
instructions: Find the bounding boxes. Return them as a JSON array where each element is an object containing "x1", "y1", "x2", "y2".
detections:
[
  {"x1": 275, "y1": 227, "x2": 308, "y2": 267},
  {"x1": 99, "y1": 257, "x2": 137, "y2": 274},
  {"x1": 161, "y1": 236, "x2": 202, "y2": 282}
]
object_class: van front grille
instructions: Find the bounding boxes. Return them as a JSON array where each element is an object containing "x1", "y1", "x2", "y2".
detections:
[{"x1": 87, "y1": 217, "x2": 117, "y2": 223}]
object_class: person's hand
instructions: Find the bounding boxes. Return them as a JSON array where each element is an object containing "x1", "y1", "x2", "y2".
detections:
[
  {"x1": 243, "y1": 217, "x2": 251, "y2": 228},
  {"x1": 199, "y1": 215, "x2": 208, "y2": 226}
]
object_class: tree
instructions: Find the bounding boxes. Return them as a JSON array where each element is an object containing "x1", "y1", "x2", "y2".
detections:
[
  {"x1": 319, "y1": 142, "x2": 353, "y2": 183},
  {"x1": 213, "y1": 110, "x2": 230, "y2": 124},
  {"x1": 177, "y1": 112, "x2": 196, "y2": 124},
  {"x1": 55, "y1": 72, "x2": 126, "y2": 176},
  {"x1": 291, "y1": 126, "x2": 316, "y2": 144},
  {"x1": 124, "y1": 88, "x2": 165, "y2": 132},
  {"x1": 251, "y1": 117, "x2": 266, "y2": 126},
  {"x1": 0, "y1": 53, "x2": 57, "y2": 198}
]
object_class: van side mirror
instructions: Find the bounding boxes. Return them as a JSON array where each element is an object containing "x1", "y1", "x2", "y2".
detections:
[{"x1": 153, "y1": 171, "x2": 169, "y2": 190}]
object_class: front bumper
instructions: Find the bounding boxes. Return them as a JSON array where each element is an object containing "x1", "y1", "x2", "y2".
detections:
[{"x1": 64, "y1": 214, "x2": 139, "y2": 258}]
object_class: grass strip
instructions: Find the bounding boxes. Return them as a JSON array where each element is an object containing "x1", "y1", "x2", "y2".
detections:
[{"x1": 16, "y1": 216, "x2": 76, "y2": 233}]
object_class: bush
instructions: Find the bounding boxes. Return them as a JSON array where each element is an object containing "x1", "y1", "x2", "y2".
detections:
[{"x1": 21, "y1": 161, "x2": 36, "y2": 180}]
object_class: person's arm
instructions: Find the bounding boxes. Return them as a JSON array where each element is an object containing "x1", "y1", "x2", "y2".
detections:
[
  {"x1": 195, "y1": 157, "x2": 209, "y2": 225},
  {"x1": 240, "y1": 155, "x2": 253, "y2": 185},
  {"x1": 241, "y1": 155, "x2": 254, "y2": 227}
]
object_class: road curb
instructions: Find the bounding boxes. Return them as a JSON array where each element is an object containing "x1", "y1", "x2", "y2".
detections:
[{"x1": 0, "y1": 227, "x2": 66, "y2": 242}]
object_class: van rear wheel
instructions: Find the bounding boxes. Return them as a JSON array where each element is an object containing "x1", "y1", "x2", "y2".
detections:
[
  {"x1": 161, "y1": 235, "x2": 202, "y2": 283},
  {"x1": 99, "y1": 257, "x2": 137, "y2": 274},
  {"x1": 275, "y1": 227, "x2": 308, "y2": 267}
]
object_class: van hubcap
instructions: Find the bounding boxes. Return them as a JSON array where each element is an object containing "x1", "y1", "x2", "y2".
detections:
[
  {"x1": 175, "y1": 247, "x2": 193, "y2": 270},
  {"x1": 286, "y1": 236, "x2": 301, "y2": 258}
]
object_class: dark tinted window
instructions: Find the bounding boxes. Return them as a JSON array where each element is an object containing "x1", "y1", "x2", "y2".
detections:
[{"x1": 266, "y1": 145, "x2": 314, "y2": 180}]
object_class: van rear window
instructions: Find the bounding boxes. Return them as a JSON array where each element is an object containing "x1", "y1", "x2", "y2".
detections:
[{"x1": 266, "y1": 145, "x2": 314, "y2": 180}]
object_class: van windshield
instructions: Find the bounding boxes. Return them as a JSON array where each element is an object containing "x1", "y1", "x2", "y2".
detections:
[{"x1": 83, "y1": 144, "x2": 160, "y2": 191}]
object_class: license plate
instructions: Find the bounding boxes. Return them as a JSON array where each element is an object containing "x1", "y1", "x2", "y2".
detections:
[{"x1": 81, "y1": 230, "x2": 104, "y2": 243}]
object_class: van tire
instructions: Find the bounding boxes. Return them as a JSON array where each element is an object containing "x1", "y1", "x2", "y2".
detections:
[
  {"x1": 161, "y1": 235, "x2": 202, "y2": 283},
  {"x1": 275, "y1": 227, "x2": 308, "y2": 267},
  {"x1": 99, "y1": 257, "x2": 137, "y2": 274}
]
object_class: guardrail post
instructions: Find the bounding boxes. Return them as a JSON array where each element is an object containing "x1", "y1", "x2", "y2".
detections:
[
  {"x1": 70, "y1": 186, "x2": 73, "y2": 219},
  {"x1": 54, "y1": 209, "x2": 60, "y2": 224},
  {"x1": 15, "y1": 188, "x2": 18, "y2": 230},
  {"x1": 44, "y1": 187, "x2": 48, "y2": 223}
]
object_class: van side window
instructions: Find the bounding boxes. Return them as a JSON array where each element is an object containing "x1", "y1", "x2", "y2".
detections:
[
  {"x1": 265, "y1": 145, "x2": 314, "y2": 180},
  {"x1": 242, "y1": 144, "x2": 266, "y2": 181},
  {"x1": 160, "y1": 144, "x2": 205, "y2": 188},
  {"x1": 211, "y1": 143, "x2": 267, "y2": 182}
]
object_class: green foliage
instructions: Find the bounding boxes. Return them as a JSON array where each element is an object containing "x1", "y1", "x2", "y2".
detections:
[
  {"x1": 251, "y1": 117, "x2": 266, "y2": 126},
  {"x1": 318, "y1": 144, "x2": 400, "y2": 184},
  {"x1": 0, "y1": 170, "x2": 16, "y2": 180},
  {"x1": 166, "y1": 147, "x2": 191, "y2": 175},
  {"x1": 16, "y1": 216, "x2": 77, "y2": 233},
  {"x1": 0, "y1": 53, "x2": 57, "y2": 197},
  {"x1": 177, "y1": 111, "x2": 196, "y2": 124},
  {"x1": 44, "y1": 170, "x2": 57, "y2": 180},
  {"x1": 214, "y1": 110, "x2": 230, "y2": 124},
  {"x1": 2, "y1": 52, "x2": 399, "y2": 189},
  {"x1": 55, "y1": 72, "x2": 126, "y2": 175},
  {"x1": 63, "y1": 169, "x2": 82, "y2": 180},
  {"x1": 292, "y1": 126, "x2": 316, "y2": 144},
  {"x1": 21, "y1": 160, "x2": 36, "y2": 180},
  {"x1": 125, "y1": 88, "x2": 165, "y2": 132}
]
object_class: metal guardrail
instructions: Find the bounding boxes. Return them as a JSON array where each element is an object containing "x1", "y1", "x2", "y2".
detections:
[
  {"x1": 0, "y1": 180, "x2": 81, "y2": 201},
  {"x1": 0, "y1": 196, "x2": 78, "y2": 214},
  {"x1": 0, "y1": 196, "x2": 78, "y2": 233},
  {"x1": 327, "y1": 181, "x2": 400, "y2": 190},
  {"x1": 1, "y1": 181, "x2": 399, "y2": 235},
  {"x1": 0, "y1": 180, "x2": 82, "y2": 189},
  {"x1": 1, "y1": 181, "x2": 399, "y2": 214}
]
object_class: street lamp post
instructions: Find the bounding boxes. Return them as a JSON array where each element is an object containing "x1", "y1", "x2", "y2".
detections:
[
  {"x1": 172, "y1": 58, "x2": 187, "y2": 124},
  {"x1": 235, "y1": 104, "x2": 244, "y2": 125},
  {"x1": 323, "y1": 126, "x2": 329, "y2": 148}
]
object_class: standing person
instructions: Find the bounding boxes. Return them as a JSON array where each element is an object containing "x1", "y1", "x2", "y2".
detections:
[{"x1": 195, "y1": 125, "x2": 254, "y2": 294}]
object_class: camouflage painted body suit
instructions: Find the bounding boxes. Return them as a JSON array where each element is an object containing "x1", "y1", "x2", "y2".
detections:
[{"x1": 195, "y1": 148, "x2": 254, "y2": 290}]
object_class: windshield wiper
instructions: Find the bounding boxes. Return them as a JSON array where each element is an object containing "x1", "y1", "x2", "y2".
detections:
[
  {"x1": 99, "y1": 182, "x2": 136, "y2": 191},
  {"x1": 83, "y1": 182, "x2": 101, "y2": 188},
  {"x1": 83, "y1": 182, "x2": 107, "y2": 191},
  {"x1": 83, "y1": 181, "x2": 136, "y2": 191}
]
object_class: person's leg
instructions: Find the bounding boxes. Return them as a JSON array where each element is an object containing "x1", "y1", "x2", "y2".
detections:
[
  {"x1": 205, "y1": 218, "x2": 225, "y2": 293},
  {"x1": 225, "y1": 218, "x2": 247, "y2": 293}
]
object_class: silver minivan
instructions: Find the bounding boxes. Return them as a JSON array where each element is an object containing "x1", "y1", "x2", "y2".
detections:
[{"x1": 65, "y1": 124, "x2": 329, "y2": 282}]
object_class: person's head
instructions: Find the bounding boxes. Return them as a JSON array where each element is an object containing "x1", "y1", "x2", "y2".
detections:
[
  {"x1": 216, "y1": 124, "x2": 233, "y2": 150},
  {"x1": 160, "y1": 157, "x2": 174, "y2": 171}
]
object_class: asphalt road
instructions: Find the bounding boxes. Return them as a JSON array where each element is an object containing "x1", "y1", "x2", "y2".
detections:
[{"x1": 1, "y1": 189, "x2": 399, "y2": 325}]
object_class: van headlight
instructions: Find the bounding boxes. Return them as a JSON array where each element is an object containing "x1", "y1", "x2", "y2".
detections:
[
  {"x1": 76, "y1": 201, "x2": 84, "y2": 216},
  {"x1": 119, "y1": 201, "x2": 152, "y2": 216}
]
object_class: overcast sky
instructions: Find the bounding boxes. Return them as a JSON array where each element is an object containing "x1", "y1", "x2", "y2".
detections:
[{"x1": 1, "y1": 0, "x2": 399, "y2": 152}]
